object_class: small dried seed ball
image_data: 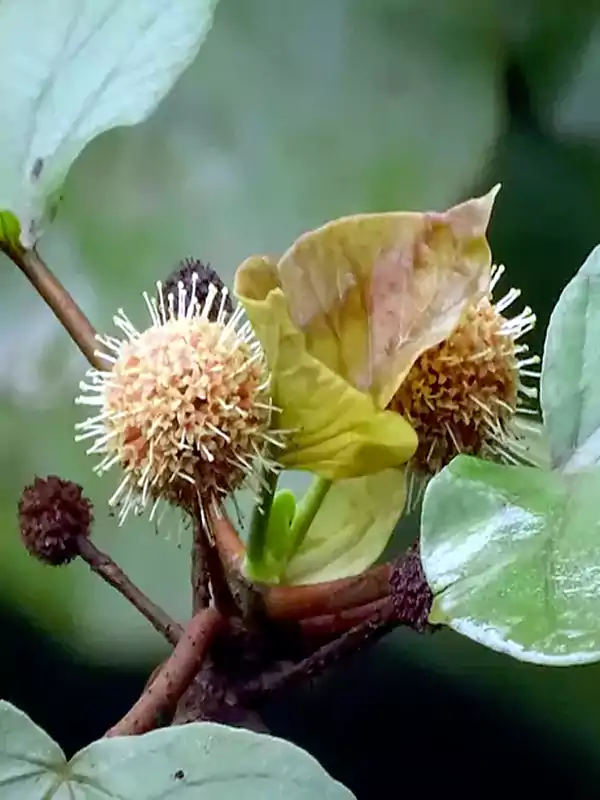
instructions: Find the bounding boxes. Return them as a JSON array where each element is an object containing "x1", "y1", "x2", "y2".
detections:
[
  {"x1": 18, "y1": 476, "x2": 92, "y2": 565},
  {"x1": 159, "y1": 257, "x2": 233, "y2": 323}
]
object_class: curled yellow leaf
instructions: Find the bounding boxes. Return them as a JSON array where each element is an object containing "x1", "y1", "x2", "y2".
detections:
[
  {"x1": 235, "y1": 187, "x2": 498, "y2": 479},
  {"x1": 277, "y1": 186, "x2": 498, "y2": 407},
  {"x1": 237, "y1": 261, "x2": 417, "y2": 479}
]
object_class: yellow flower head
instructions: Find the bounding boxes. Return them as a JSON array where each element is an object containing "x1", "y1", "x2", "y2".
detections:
[
  {"x1": 390, "y1": 262, "x2": 539, "y2": 478},
  {"x1": 75, "y1": 273, "x2": 281, "y2": 525},
  {"x1": 234, "y1": 187, "x2": 500, "y2": 481}
]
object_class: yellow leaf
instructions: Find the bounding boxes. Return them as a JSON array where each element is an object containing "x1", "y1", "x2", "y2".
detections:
[
  {"x1": 276, "y1": 186, "x2": 499, "y2": 407},
  {"x1": 283, "y1": 469, "x2": 406, "y2": 585},
  {"x1": 236, "y1": 259, "x2": 417, "y2": 479}
]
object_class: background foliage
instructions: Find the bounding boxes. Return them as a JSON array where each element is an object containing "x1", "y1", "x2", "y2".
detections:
[{"x1": 2, "y1": 0, "x2": 600, "y2": 795}]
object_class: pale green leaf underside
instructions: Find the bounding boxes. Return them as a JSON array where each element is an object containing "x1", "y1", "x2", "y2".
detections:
[
  {"x1": 541, "y1": 244, "x2": 600, "y2": 471},
  {"x1": 421, "y1": 456, "x2": 600, "y2": 665},
  {"x1": 0, "y1": 700, "x2": 354, "y2": 799},
  {"x1": 284, "y1": 469, "x2": 405, "y2": 585},
  {"x1": 0, "y1": 0, "x2": 218, "y2": 246}
]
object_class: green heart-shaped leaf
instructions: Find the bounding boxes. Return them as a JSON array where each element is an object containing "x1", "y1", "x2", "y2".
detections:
[
  {"x1": 421, "y1": 455, "x2": 600, "y2": 665},
  {"x1": 0, "y1": 0, "x2": 218, "y2": 247},
  {"x1": 0, "y1": 700, "x2": 354, "y2": 799},
  {"x1": 541, "y1": 244, "x2": 600, "y2": 471}
]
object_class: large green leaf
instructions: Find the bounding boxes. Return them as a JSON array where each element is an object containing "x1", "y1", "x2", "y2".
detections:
[
  {"x1": 0, "y1": 700, "x2": 354, "y2": 799},
  {"x1": 0, "y1": 0, "x2": 218, "y2": 247},
  {"x1": 421, "y1": 455, "x2": 600, "y2": 665},
  {"x1": 540, "y1": 245, "x2": 600, "y2": 471}
]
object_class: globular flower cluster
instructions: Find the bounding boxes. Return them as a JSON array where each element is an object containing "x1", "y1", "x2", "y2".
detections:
[
  {"x1": 75, "y1": 260, "x2": 282, "y2": 525},
  {"x1": 390, "y1": 264, "x2": 539, "y2": 478}
]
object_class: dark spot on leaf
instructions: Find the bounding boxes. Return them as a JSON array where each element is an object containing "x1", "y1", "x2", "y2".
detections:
[
  {"x1": 31, "y1": 158, "x2": 44, "y2": 181},
  {"x1": 174, "y1": 770, "x2": 185, "y2": 780}
]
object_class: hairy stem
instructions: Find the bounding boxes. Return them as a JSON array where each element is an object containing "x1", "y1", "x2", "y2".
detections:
[
  {"x1": 76, "y1": 535, "x2": 183, "y2": 646},
  {"x1": 106, "y1": 608, "x2": 223, "y2": 737},
  {"x1": 8, "y1": 246, "x2": 102, "y2": 370}
]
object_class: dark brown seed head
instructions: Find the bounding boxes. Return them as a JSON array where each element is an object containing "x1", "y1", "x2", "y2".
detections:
[
  {"x1": 159, "y1": 257, "x2": 233, "y2": 323},
  {"x1": 18, "y1": 476, "x2": 93, "y2": 566}
]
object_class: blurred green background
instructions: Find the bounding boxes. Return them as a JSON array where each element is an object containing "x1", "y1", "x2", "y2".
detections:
[{"x1": 3, "y1": 0, "x2": 600, "y2": 795}]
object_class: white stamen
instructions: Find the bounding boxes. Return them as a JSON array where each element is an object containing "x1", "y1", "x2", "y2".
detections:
[
  {"x1": 85, "y1": 430, "x2": 119, "y2": 452},
  {"x1": 108, "y1": 475, "x2": 131, "y2": 508},
  {"x1": 260, "y1": 433, "x2": 286, "y2": 449},
  {"x1": 489, "y1": 263, "x2": 505, "y2": 293},
  {"x1": 75, "y1": 394, "x2": 104, "y2": 406},
  {"x1": 495, "y1": 287, "x2": 521, "y2": 314},
  {"x1": 94, "y1": 351, "x2": 117, "y2": 365},
  {"x1": 186, "y1": 272, "x2": 199, "y2": 319},
  {"x1": 206, "y1": 422, "x2": 230, "y2": 442},
  {"x1": 178, "y1": 280, "x2": 186, "y2": 319},
  {"x1": 232, "y1": 351, "x2": 263, "y2": 378},
  {"x1": 519, "y1": 383, "x2": 538, "y2": 399},
  {"x1": 520, "y1": 369, "x2": 541, "y2": 379},
  {"x1": 199, "y1": 443, "x2": 215, "y2": 462},
  {"x1": 149, "y1": 496, "x2": 161, "y2": 522},
  {"x1": 143, "y1": 291, "x2": 160, "y2": 327},
  {"x1": 217, "y1": 287, "x2": 229, "y2": 325},
  {"x1": 156, "y1": 281, "x2": 167, "y2": 325},
  {"x1": 515, "y1": 405, "x2": 538, "y2": 415},
  {"x1": 96, "y1": 335, "x2": 122, "y2": 355},
  {"x1": 201, "y1": 283, "x2": 218, "y2": 321},
  {"x1": 518, "y1": 356, "x2": 541, "y2": 370},
  {"x1": 94, "y1": 452, "x2": 121, "y2": 475},
  {"x1": 114, "y1": 309, "x2": 139, "y2": 340},
  {"x1": 254, "y1": 401, "x2": 282, "y2": 413}
]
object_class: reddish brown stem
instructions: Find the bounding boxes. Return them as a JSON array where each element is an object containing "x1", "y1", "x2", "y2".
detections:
[
  {"x1": 209, "y1": 511, "x2": 245, "y2": 574},
  {"x1": 199, "y1": 501, "x2": 240, "y2": 616},
  {"x1": 77, "y1": 535, "x2": 183, "y2": 647},
  {"x1": 9, "y1": 246, "x2": 102, "y2": 370},
  {"x1": 210, "y1": 512, "x2": 392, "y2": 620},
  {"x1": 240, "y1": 598, "x2": 396, "y2": 701},
  {"x1": 265, "y1": 565, "x2": 392, "y2": 621},
  {"x1": 106, "y1": 608, "x2": 223, "y2": 737},
  {"x1": 191, "y1": 517, "x2": 212, "y2": 612},
  {"x1": 299, "y1": 596, "x2": 392, "y2": 640}
]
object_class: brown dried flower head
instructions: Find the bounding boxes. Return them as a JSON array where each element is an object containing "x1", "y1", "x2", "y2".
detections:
[
  {"x1": 18, "y1": 475, "x2": 92, "y2": 565},
  {"x1": 389, "y1": 264, "x2": 539, "y2": 481},
  {"x1": 75, "y1": 267, "x2": 282, "y2": 525},
  {"x1": 160, "y1": 257, "x2": 234, "y2": 323}
]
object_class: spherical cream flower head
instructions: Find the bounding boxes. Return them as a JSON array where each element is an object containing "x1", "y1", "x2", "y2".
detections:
[
  {"x1": 75, "y1": 275, "x2": 282, "y2": 525},
  {"x1": 389, "y1": 264, "x2": 539, "y2": 479}
]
